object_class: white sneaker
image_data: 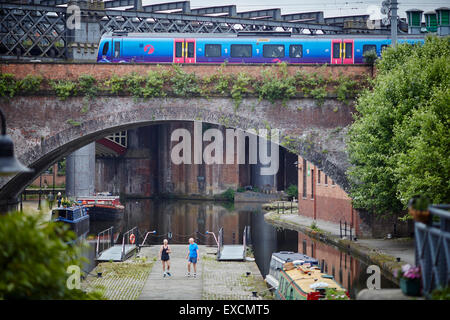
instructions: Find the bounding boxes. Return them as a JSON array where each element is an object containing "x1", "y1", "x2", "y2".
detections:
[
  {"x1": 185, "y1": 272, "x2": 190, "y2": 277},
  {"x1": 193, "y1": 273, "x2": 197, "y2": 278}
]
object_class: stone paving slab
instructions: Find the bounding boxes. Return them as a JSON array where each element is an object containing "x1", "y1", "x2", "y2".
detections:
[{"x1": 138, "y1": 245, "x2": 204, "y2": 300}]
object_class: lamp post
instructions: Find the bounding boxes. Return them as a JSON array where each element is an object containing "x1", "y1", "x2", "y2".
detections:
[
  {"x1": 0, "y1": 108, "x2": 32, "y2": 212},
  {"x1": 0, "y1": 108, "x2": 32, "y2": 175}
]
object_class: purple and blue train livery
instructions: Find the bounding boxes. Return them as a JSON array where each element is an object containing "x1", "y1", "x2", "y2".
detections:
[{"x1": 97, "y1": 32, "x2": 424, "y2": 65}]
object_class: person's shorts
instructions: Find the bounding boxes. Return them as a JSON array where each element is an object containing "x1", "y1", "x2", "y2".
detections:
[
  {"x1": 161, "y1": 256, "x2": 170, "y2": 261},
  {"x1": 188, "y1": 256, "x2": 197, "y2": 264}
]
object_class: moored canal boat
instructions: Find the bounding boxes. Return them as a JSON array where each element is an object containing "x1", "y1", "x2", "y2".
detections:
[
  {"x1": 266, "y1": 251, "x2": 318, "y2": 290},
  {"x1": 77, "y1": 194, "x2": 124, "y2": 221},
  {"x1": 51, "y1": 205, "x2": 90, "y2": 238},
  {"x1": 276, "y1": 263, "x2": 349, "y2": 300}
]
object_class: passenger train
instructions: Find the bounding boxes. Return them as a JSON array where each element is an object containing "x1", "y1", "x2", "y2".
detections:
[{"x1": 97, "y1": 31, "x2": 425, "y2": 64}]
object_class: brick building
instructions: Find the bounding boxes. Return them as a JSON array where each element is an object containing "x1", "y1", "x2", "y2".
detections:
[{"x1": 297, "y1": 155, "x2": 361, "y2": 236}]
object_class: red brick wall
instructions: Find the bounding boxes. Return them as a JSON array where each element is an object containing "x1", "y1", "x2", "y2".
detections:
[
  {"x1": 297, "y1": 155, "x2": 361, "y2": 236},
  {"x1": 1, "y1": 62, "x2": 371, "y2": 81},
  {"x1": 31, "y1": 164, "x2": 65, "y2": 187}
]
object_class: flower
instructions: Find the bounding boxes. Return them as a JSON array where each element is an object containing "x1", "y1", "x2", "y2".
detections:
[{"x1": 395, "y1": 264, "x2": 421, "y2": 280}]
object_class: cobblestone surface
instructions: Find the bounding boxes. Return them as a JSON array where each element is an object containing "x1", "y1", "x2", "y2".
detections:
[
  {"x1": 82, "y1": 258, "x2": 154, "y2": 300},
  {"x1": 202, "y1": 248, "x2": 272, "y2": 300}
]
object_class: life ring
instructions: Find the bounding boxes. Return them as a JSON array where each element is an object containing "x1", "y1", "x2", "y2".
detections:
[{"x1": 129, "y1": 233, "x2": 136, "y2": 244}]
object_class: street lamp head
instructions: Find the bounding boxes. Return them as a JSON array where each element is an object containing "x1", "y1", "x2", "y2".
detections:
[{"x1": 0, "y1": 108, "x2": 32, "y2": 176}]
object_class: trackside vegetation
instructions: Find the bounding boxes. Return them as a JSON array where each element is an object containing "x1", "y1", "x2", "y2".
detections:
[{"x1": 347, "y1": 36, "x2": 450, "y2": 216}]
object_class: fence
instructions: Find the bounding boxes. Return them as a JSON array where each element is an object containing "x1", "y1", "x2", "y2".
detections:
[
  {"x1": 415, "y1": 204, "x2": 450, "y2": 297},
  {"x1": 121, "y1": 226, "x2": 137, "y2": 260}
]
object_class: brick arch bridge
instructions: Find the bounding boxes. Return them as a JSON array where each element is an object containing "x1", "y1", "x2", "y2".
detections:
[{"x1": 0, "y1": 63, "x2": 368, "y2": 209}]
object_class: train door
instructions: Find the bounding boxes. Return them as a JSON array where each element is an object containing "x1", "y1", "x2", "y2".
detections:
[
  {"x1": 173, "y1": 39, "x2": 196, "y2": 63},
  {"x1": 112, "y1": 38, "x2": 122, "y2": 62},
  {"x1": 331, "y1": 39, "x2": 354, "y2": 64}
]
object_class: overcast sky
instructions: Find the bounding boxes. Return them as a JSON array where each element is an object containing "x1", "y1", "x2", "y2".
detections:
[{"x1": 138, "y1": 0, "x2": 449, "y2": 18}]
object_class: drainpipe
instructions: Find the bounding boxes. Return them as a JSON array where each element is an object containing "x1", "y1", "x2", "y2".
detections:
[{"x1": 313, "y1": 166, "x2": 317, "y2": 220}]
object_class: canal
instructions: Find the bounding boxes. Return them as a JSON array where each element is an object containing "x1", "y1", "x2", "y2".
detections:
[{"x1": 83, "y1": 199, "x2": 397, "y2": 299}]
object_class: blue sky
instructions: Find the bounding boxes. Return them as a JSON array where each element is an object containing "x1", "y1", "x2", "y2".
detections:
[{"x1": 139, "y1": 0, "x2": 449, "y2": 18}]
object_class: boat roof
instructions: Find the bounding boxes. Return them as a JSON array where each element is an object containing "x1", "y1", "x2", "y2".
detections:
[
  {"x1": 284, "y1": 266, "x2": 344, "y2": 294},
  {"x1": 272, "y1": 251, "x2": 318, "y2": 264}
]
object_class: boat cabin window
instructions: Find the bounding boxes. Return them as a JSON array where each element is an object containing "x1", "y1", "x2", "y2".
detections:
[
  {"x1": 263, "y1": 44, "x2": 285, "y2": 58},
  {"x1": 114, "y1": 42, "x2": 120, "y2": 58},
  {"x1": 102, "y1": 41, "x2": 109, "y2": 56},
  {"x1": 363, "y1": 44, "x2": 377, "y2": 54},
  {"x1": 231, "y1": 44, "x2": 252, "y2": 58},
  {"x1": 205, "y1": 44, "x2": 221, "y2": 57},
  {"x1": 52, "y1": 209, "x2": 67, "y2": 220},
  {"x1": 289, "y1": 44, "x2": 303, "y2": 58}
]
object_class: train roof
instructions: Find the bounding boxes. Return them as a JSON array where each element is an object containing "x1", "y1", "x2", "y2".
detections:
[{"x1": 101, "y1": 31, "x2": 427, "y2": 40}]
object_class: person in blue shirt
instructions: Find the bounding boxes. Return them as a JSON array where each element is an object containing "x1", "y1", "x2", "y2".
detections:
[{"x1": 185, "y1": 237, "x2": 199, "y2": 278}]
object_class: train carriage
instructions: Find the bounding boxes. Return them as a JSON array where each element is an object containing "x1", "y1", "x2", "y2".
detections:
[{"x1": 97, "y1": 32, "x2": 425, "y2": 65}]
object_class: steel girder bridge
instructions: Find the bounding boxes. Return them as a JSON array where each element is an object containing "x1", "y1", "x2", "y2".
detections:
[{"x1": 0, "y1": 0, "x2": 378, "y2": 59}]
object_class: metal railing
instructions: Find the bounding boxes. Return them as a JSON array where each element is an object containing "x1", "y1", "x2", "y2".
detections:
[
  {"x1": 96, "y1": 226, "x2": 114, "y2": 258},
  {"x1": 339, "y1": 220, "x2": 353, "y2": 240},
  {"x1": 243, "y1": 225, "x2": 250, "y2": 259},
  {"x1": 415, "y1": 204, "x2": 450, "y2": 297},
  {"x1": 140, "y1": 230, "x2": 157, "y2": 247},
  {"x1": 121, "y1": 226, "x2": 137, "y2": 260}
]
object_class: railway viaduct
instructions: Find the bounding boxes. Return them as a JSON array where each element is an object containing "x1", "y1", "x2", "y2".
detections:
[{"x1": 0, "y1": 62, "x2": 371, "y2": 209}]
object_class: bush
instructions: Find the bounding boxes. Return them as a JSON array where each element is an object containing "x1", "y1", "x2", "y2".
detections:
[
  {"x1": 220, "y1": 188, "x2": 236, "y2": 202},
  {"x1": 50, "y1": 80, "x2": 77, "y2": 100},
  {"x1": 0, "y1": 211, "x2": 102, "y2": 299},
  {"x1": 286, "y1": 185, "x2": 298, "y2": 200}
]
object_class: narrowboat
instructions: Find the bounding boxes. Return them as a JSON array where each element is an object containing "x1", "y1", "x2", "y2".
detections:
[
  {"x1": 276, "y1": 263, "x2": 349, "y2": 300},
  {"x1": 51, "y1": 205, "x2": 90, "y2": 238},
  {"x1": 266, "y1": 251, "x2": 318, "y2": 290},
  {"x1": 77, "y1": 194, "x2": 124, "y2": 221}
]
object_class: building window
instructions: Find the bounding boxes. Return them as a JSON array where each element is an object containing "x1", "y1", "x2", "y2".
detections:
[
  {"x1": 106, "y1": 130, "x2": 127, "y2": 148},
  {"x1": 263, "y1": 44, "x2": 285, "y2": 58},
  {"x1": 317, "y1": 170, "x2": 321, "y2": 184},
  {"x1": 230, "y1": 44, "x2": 252, "y2": 58},
  {"x1": 289, "y1": 44, "x2": 303, "y2": 58},
  {"x1": 324, "y1": 174, "x2": 328, "y2": 185},
  {"x1": 205, "y1": 44, "x2": 221, "y2": 57},
  {"x1": 302, "y1": 159, "x2": 307, "y2": 198},
  {"x1": 311, "y1": 169, "x2": 314, "y2": 199}
]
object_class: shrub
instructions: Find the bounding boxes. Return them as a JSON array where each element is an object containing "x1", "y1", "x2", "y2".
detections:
[
  {"x1": 286, "y1": 184, "x2": 298, "y2": 200},
  {"x1": 50, "y1": 80, "x2": 77, "y2": 100},
  {"x1": 0, "y1": 211, "x2": 103, "y2": 299}
]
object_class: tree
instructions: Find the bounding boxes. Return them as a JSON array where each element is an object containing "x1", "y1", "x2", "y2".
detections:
[
  {"x1": 0, "y1": 211, "x2": 102, "y2": 299},
  {"x1": 347, "y1": 36, "x2": 450, "y2": 215}
]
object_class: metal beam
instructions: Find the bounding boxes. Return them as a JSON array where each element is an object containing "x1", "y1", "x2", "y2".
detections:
[
  {"x1": 104, "y1": 0, "x2": 134, "y2": 8},
  {"x1": 236, "y1": 8, "x2": 281, "y2": 20},
  {"x1": 132, "y1": 1, "x2": 191, "y2": 13},
  {"x1": 282, "y1": 11, "x2": 324, "y2": 23},
  {"x1": 191, "y1": 5, "x2": 236, "y2": 16},
  {"x1": 39, "y1": 0, "x2": 68, "y2": 5},
  {"x1": 324, "y1": 15, "x2": 369, "y2": 26}
]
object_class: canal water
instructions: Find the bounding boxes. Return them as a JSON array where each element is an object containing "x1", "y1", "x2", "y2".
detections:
[{"x1": 84, "y1": 199, "x2": 397, "y2": 299}]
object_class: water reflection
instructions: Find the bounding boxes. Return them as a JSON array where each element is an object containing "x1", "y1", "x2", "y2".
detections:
[{"x1": 81, "y1": 199, "x2": 397, "y2": 298}]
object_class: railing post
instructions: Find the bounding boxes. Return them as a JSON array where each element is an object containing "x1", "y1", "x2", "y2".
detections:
[
  {"x1": 344, "y1": 221, "x2": 347, "y2": 238},
  {"x1": 340, "y1": 220, "x2": 342, "y2": 238}
]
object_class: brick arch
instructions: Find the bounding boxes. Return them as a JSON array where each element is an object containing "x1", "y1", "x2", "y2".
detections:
[{"x1": 0, "y1": 96, "x2": 352, "y2": 205}]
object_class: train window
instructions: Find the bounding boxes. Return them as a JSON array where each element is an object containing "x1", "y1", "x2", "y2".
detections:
[
  {"x1": 381, "y1": 44, "x2": 389, "y2": 52},
  {"x1": 114, "y1": 42, "x2": 120, "y2": 58},
  {"x1": 205, "y1": 44, "x2": 221, "y2": 57},
  {"x1": 345, "y1": 42, "x2": 352, "y2": 58},
  {"x1": 263, "y1": 44, "x2": 285, "y2": 58},
  {"x1": 187, "y1": 42, "x2": 195, "y2": 58},
  {"x1": 333, "y1": 42, "x2": 340, "y2": 58},
  {"x1": 175, "y1": 42, "x2": 183, "y2": 58},
  {"x1": 289, "y1": 45, "x2": 303, "y2": 58},
  {"x1": 230, "y1": 44, "x2": 252, "y2": 58},
  {"x1": 363, "y1": 44, "x2": 377, "y2": 54},
  {"x1": 102, "y1": 41, "x2": 109, "y2": 56}
]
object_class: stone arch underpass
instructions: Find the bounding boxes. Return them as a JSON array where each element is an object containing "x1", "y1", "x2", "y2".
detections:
[{"x1": 0, "y1": 95, "x2": 354, "y2": 209}]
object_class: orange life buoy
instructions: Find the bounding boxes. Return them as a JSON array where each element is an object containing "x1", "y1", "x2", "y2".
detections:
[{"x1": 129, "y1": 233, "x2": 136, "y2": 244}]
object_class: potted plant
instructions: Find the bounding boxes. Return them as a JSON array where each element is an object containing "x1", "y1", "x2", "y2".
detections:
[
  {"x1": 394, "y1": 264, "x2": 421, "y2": 296},
  {"x1": 408, "y1": 196, "x2": 431, "y2": 223}
]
